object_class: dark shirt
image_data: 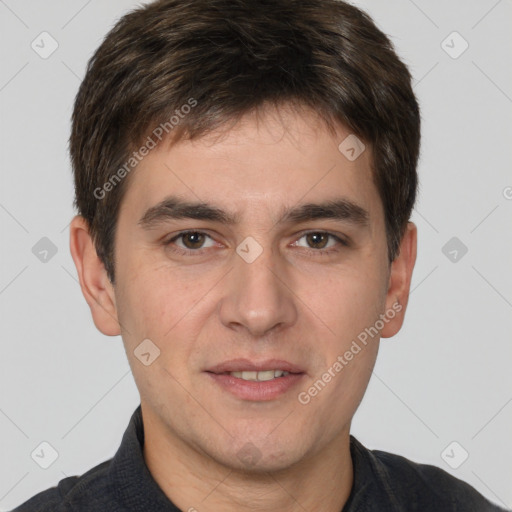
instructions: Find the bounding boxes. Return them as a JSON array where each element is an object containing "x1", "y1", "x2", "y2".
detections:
[{"x1": 12, "y1": 405, "x2": 507, "y2": 511}]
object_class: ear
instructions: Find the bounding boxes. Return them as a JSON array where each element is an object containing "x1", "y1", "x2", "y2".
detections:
[
  {"x1": 69, "y1": 215, "x2": 121, "y2": 336},
  {"x1": 381, "y1": 222, "x2": 417, "y2": 338}
]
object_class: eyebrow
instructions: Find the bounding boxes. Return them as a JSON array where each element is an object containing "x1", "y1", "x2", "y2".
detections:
[{"x1": 138, "y1": 195, "x2": 369, "y2": 230}]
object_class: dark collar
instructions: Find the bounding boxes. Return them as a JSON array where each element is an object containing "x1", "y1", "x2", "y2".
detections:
[{"x1": 107, "y1": 404, "x2": 181, "y2": 511}]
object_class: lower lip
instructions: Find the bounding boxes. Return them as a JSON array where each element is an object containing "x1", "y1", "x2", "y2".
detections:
[{"x1": 205, "y1": 372, "x2": 305, "y2": 401}]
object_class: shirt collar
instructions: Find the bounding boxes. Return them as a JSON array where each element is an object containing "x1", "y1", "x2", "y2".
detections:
[{"x1": 108, "y1": 404, "x2": 181, "y2": 511}]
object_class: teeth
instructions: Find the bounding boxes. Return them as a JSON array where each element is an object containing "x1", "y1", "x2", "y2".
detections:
[
  {"x1": 229, "y1": 370, "x2": 290, "y2": 381},
  {"x1": 257, "y1": 370, "x2": 277, "y2": 381}
]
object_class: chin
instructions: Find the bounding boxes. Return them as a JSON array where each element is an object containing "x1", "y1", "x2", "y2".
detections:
[{"x1": 210, "y1": 434, "x2": 310, "y2": 475}]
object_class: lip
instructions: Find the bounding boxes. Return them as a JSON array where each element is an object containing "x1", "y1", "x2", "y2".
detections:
[
  {"x1": 206, "y1": 372, "x2": 305, "y2": 401},
  {"x1": 205, "y1": 358, "x2": 305, "y2": 374},
  {"x1": 204, "y1": 358, "x2": 306, "y2": 402}
]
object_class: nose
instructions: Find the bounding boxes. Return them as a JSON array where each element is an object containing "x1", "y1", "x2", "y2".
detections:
[{"x1": 218, "y1": 241, "x2": 298, "y2": 338}]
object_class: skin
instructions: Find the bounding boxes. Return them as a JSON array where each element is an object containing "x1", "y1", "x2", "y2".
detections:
[{"x1": 70, "y1": 104, "x2": 417, "y2": 512}]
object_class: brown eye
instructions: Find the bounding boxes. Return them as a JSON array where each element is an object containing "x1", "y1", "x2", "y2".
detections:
[
  {"x1": 165, "y1": 231, "x2": 216, "y2": 254},
  {"x1": 305, "y1": 232, "x2": 330, "y2": 249},
  {"x1": 180, "y1": 232, "x2": 206, "y2": 249},
  {"x1": 292, "y1": 231, "x2": 348, "y2": 255}
]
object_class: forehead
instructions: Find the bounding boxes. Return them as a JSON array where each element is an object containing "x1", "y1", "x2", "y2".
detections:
[{"x1": 118, "y1": 106, "x2": 382, "y2": 227}]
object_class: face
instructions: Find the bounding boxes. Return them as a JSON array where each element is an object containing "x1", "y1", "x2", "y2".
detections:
[{"x1": 72, "y1": 105, "x2": 416, "y2": 473}]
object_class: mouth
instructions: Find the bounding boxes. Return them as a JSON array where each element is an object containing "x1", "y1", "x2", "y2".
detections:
[
  {"x1": 204, "y1": 358, "x2": 306, "y2": 401},
  {"x1": 216, "y1": 369, "x2": 293, "y2": 381},
  {"x1": 205, "y1": 358, "x2": 305, "y2": 377}
]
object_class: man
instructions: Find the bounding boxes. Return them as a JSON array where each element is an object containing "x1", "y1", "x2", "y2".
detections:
[{"x1": 13, "y1": 0, "x2": 507, "y2": 510}]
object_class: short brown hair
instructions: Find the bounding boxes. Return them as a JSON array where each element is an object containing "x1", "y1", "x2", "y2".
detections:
[{"x1": 70, "y1": 0, "x2": 420, "y2": 284}]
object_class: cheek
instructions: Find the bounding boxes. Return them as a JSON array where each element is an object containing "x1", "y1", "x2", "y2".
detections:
[
  {"x1": 114, "y1": 271, "x2": 199, "y2": 399},
  {"x1": 302, "y1": 264, "x2": 385, "y2": 342},
  {"x1": 297, "y1": 280, "x2": 381, "y2": 427},
  {"x1": 114, "y1": 261, "x2": 213, "y2": 364},
  {"x1": 116, "y1": 250, "x2": 180, "y2": 325},
  {"x1": 298, "y1": 258, "x2": 386, "y2": 405}
]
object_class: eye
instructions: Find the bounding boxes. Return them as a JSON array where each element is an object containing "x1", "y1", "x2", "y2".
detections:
[
  {"x1": 292, "y1": 231, "x2": 348, "y2": 254},
  {"x1": 165, "y1": 231, "x2": 216, "y2": 255}
]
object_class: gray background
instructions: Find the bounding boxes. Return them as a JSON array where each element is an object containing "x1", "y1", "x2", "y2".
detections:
[{"x1": 1, "y1": 0, "x2": 511, "y2": 509}]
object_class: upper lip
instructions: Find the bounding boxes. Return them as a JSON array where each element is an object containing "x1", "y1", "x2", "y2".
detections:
[{"x1": 206, "y1": 358, "x2": 305, "y2": 374}]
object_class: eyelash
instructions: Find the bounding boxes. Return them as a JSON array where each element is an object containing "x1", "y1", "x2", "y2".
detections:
[{"x1": 163, "y1": 230, "x2": 349, "y2": 257}]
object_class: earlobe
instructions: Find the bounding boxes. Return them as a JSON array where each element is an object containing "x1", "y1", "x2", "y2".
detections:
[
  {"x1": 69, "y1": 215, "x2": 121, "y2": 336},
  {"x1": 381, "y1": 222, "x2": 417, "y2": 338}
]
